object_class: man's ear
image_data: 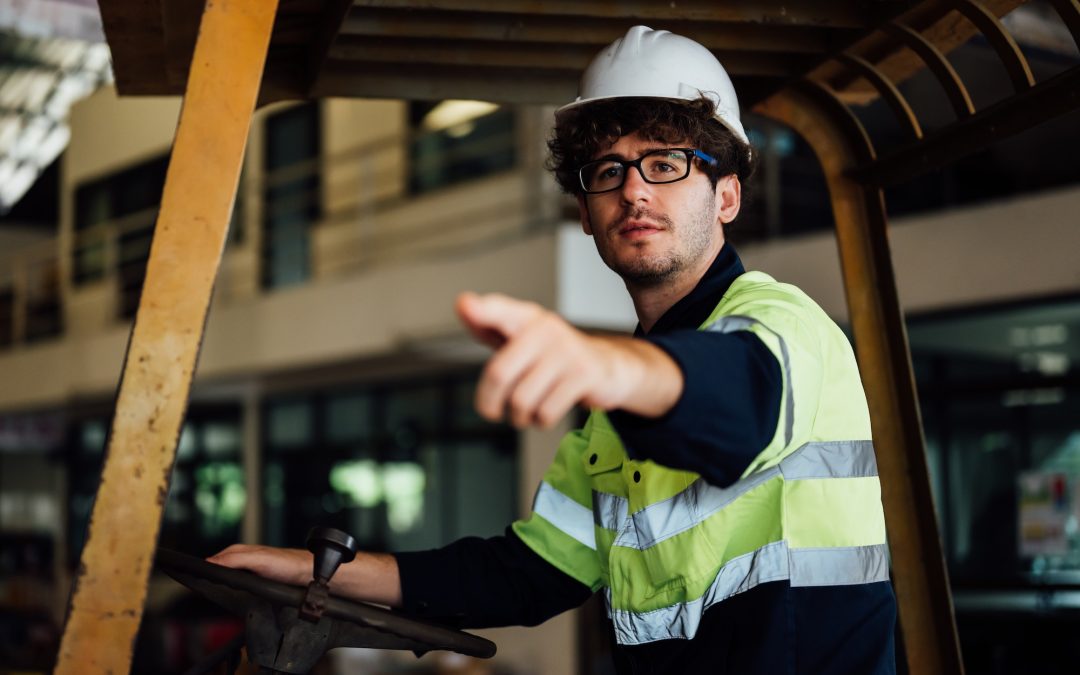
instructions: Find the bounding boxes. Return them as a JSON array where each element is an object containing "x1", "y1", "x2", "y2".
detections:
[
  {"x1": 577, "y1": 195, "x2": 594, "y2": 236},
  {"x1": 715, "y1": 174, "x2": 742, "y2": 225}
]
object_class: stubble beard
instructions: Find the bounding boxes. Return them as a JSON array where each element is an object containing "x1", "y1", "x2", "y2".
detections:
[{"x1": 599, "y1": 193, "x2": 717, "y2": 288}]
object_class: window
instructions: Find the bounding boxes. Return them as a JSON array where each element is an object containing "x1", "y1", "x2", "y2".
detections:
[
  {"x1": 73, "y1": 154, "x2": 168, "y2": 318},
  {"x1": 0, "y1": 158, "x2": 62, "y2": 344},
  {"x1": 72, "y1": 153, "x2": 246, "y2": 317},
  {"x1": 408, "y1": 100, "x2": 516, "y2": 195},
  {"x1": 909, "y1": 296, "x2": 1080, "y2": 585},
  {"x1": 263, "y1": 103, "x2": 320, "y2": 289},
  {"x1": 263, "y1": 374, "x2": 517, "y2": 552},
  {"x1": 67, "y1": 406, "x2": 244, "y2": 562}
]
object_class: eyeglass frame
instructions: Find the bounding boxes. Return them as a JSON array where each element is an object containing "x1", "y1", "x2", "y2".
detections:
[{"x1": 577, "y1": 147, "x2": 719, "y2": 195}]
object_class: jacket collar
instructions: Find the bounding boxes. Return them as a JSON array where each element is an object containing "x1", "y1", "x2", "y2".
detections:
[{"x1": 638, "y1": 243, "x2": 745, "y2": 336}]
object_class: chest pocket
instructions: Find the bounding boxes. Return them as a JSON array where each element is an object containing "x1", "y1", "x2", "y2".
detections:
[{"x1": 582, "y1": 426, "x2": 626, "y2": 492}]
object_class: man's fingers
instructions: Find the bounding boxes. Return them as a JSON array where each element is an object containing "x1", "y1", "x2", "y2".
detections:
[
  {"x1": 206, "y1": 545, "x2": 311, "y2": 586},
  {"x1": 207, "y1": 546, "x2": 267, "y2": 571},
  {"x1": 535, "y1": 377, "x2": 588, "y2": 429},
  {"x1": 475, "y1": 317, "x2": 551, "y2": 420},
  {"x1": 456, "y1": 292, "x2": 542, "y2": 347},
  {"x1": 508, "y1": 356, "x2": 567, "y2": 428},
  {"x1": 456, "y1": 292, "x2": 506, "y2": 348},
  {"x1": 460, "y1": 293, "x2": 597, "y2": 427},
  {"x1": 207, "y1": 543, "x2": 256, "y2": 561}
]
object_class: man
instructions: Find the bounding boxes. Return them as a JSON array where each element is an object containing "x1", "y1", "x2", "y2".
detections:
[{"x1": 212, "y1": 26, "x2": 897, "y2": 674}]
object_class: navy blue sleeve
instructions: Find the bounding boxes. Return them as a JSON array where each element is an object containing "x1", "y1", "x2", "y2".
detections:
[
  {"x1": 607, "y1": 330, "x2": 781, "y2": 487},
  {"x1": 394, "y1": 528, "x2": 592, "y2": 628}
]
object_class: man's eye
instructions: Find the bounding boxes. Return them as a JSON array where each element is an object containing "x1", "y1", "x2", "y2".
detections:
[
  {"x1": 600, "y1": 165, "x2": 623, "y2": 179},
  {"x1": 646, "y1": 160, "x2": 679, "y2": 175}
]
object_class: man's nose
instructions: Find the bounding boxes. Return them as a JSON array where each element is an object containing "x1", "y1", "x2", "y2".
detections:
[{"x1": 619, "y1": 165, "x2": 653, "y2": 204}]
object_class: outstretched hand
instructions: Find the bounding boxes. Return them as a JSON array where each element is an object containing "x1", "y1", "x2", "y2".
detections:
[{"x1": 456, "y1": 292, "x2": 683, "y2": 428}]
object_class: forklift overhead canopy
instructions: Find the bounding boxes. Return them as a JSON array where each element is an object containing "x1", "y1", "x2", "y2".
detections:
[
  {"x1": 98, "y1": 0, "x2": 1022, "y2": 103},
  {"x1": 98, "y1": 0, "x2": 1080, "y2": 188}
]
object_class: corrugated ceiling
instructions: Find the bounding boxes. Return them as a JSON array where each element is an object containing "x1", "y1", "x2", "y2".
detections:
[{"x1": 0, "y1": 1, "x2": 110, "y2": 213}]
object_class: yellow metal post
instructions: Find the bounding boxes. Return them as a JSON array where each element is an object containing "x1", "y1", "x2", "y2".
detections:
[{"x1": 54, "y1": 1, "x2": 278, "y2": 672}]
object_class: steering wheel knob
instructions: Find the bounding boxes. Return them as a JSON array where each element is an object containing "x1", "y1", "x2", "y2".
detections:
[{"x1": 306, "y1": 527, "x2": 358, "y2": 584}]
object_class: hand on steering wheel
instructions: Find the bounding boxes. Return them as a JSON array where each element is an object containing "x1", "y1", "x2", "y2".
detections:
[{"x1": 158, "y1": 528, "x2": 495, "y2": 675}]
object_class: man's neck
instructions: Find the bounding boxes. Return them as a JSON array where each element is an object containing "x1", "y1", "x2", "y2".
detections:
[{"x1": 629, "y1": 241, "x2": 724, "y2": 333}]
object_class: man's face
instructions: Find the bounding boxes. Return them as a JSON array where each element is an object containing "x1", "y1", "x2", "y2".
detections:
[{"x1": 579, "y1": 132, "x2": 725, "y2": 288}]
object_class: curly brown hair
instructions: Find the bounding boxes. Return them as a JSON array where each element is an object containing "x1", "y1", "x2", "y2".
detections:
[{"x1": 547, "y1": 96, "x2": 756, "y2": 198}]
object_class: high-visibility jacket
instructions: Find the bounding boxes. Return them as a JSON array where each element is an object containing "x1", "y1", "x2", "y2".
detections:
[{"x1": 513, "y1": 271, "x2": 889, "y2": 645}]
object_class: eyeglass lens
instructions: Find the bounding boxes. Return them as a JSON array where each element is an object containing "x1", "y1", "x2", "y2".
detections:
[{"x1": 581, "y1": 149, "x2": 691, "y2": 193}]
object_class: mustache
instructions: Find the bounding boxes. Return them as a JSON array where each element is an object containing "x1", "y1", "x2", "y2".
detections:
[{"x1": 611, "y1": 207, "x2": 675, "y2": 232}]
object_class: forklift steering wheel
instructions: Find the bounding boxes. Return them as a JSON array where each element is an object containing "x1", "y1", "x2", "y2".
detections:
[{"x1": 156, "y1": 531, "x2": 495, "y2": 675}]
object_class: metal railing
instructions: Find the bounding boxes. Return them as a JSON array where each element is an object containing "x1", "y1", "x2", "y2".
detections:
[{"x1": 71, "y1": 206, "x2": 159, "y2": 318}]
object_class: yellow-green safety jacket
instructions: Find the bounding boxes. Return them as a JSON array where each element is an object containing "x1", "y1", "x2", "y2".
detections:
[{"x1": 513, "y1": 271, "x2": 889, "y2": 645}]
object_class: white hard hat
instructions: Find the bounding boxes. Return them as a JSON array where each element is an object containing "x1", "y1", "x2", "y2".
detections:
[{"x1": 557, "y1": 25, "x2": 749, "y2": 146}]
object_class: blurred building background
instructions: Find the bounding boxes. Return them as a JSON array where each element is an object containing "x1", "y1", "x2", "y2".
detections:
[{"x1": 1, "y1": 3, "x2": 1079, "y2": 674}]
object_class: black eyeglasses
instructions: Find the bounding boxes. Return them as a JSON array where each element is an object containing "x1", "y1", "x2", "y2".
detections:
[{"x1": 578, "y1": 148, "x2": 717, "y2": 194}]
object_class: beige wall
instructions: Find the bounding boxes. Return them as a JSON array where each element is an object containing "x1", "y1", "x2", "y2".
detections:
[
  {"x1": 322, "y1": 98, "x2": 407, "y2": 218},
  {"x1": 64, "y1": 88, "x2": 181, "y2": 188}
]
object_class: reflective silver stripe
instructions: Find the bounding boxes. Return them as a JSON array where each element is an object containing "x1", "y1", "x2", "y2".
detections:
[
  {"x1": 789, "y1": 544, "x2": 890, "y2": 587},
  {"x1": 592, "y1": 490, "x2": 628, "y2": 532},
  {"x1": 779, "y1": 440, "x2": 878, "y2": 479},
  {"x1": 608, "y1": 542, "x2": 889, "y2": 644},
  {"x1": 610, "y1": 540, "x2": 790, "y2": 644},
  {"x1": 612, "y1": 467, "x2": 780, "y2": 550},
  {"x1": 705, "y1": 314, "x2": 794, "y2": 447},
  {"x1": 609, "y1": 440, "x2": 874, "y2": 550},
  {"x1": 532, "y1": 481, "x2": 596, "y2": 550}
]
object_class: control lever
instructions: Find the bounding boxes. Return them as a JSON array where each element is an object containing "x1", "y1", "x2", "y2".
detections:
[{"x1": 299, "y1": 527, "x2": 357, "y2": 622}]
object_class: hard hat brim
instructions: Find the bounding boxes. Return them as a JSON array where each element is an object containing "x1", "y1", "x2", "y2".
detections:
[{"x1": 554, "y1": 94, "x2": 750, "y2": 147}]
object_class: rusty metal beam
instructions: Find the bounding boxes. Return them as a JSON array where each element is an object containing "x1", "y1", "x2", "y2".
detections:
[
  {"x1": 340, "y1": 7, "x2": 860, "y2": 52},
  {"x1": 326, "y1": 35, "x2": 802, "y2": 77},
  {"x1": 352, "y1": 0, "x2": 877, "y2": 27},
  {"x1": 756, "y1": 80, "x2": 964, "y2": 675},
  {"x1": 884, "y1": 20, "x2": 974, "y2": 119},
  {"x1": 815, "y1": 0, "x2": 1025, "y2": 103},
  {"x1": 855, "y1": 64, "x2": 1080, "y2": 186},
  {"x1": 53, "y1": 0, "x2": 278, "y2": 673},
  {"x1": 835, "y1": 53, "x2": 924, "y2": 140},
  {"x1": 952, "y1": 0, "x2": 1035, "y2": 92}
]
